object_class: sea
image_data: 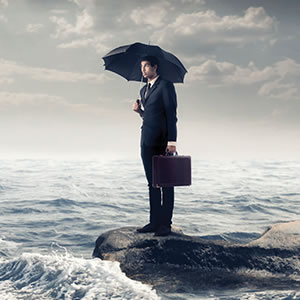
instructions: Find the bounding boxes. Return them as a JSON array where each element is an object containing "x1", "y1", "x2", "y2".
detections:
[{"x1": 0, "y1": 158, "x2": 299, "y2": 300}]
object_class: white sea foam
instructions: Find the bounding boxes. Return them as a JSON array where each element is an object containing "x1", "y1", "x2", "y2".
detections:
[{"x1": 0, "y1": 252, "x2": 159, "y2": 300}]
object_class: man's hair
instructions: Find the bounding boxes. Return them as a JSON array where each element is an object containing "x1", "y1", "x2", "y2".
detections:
[{"x1": 140, "y1": 56, "x2": 159, "y2": 68}]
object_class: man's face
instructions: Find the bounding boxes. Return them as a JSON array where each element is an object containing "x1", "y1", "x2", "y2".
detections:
[{"x1": 141, "y1": 61, "x2": 157, "y2": 80}]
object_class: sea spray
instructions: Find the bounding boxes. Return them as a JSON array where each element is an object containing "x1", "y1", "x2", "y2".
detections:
[{"x1": 0, "y1": 252, "x2": 159, "y2": 300}]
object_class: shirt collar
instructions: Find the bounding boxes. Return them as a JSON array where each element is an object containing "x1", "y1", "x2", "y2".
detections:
[{"x1": 148, "y1": 75, "x2": 159, "y2": 87}]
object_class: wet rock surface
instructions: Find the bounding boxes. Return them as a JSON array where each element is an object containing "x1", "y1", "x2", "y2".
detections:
[{"x1": 93, "y1": 222, "x2": 300, "y2": 293}]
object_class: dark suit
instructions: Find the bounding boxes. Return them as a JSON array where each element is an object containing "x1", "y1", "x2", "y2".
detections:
[{"x1": 139, "y1": 77, "x2": 177, "y2": 227}]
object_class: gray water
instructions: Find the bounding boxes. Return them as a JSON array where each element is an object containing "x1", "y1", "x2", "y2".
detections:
[{"x1": 0, "y1": 159, "x2": 299, "y2": 299}]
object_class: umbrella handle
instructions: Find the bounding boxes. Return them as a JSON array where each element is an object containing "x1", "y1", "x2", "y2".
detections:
[{"x1": 138, "y1": 75, "x2": 144, "y2": 98}]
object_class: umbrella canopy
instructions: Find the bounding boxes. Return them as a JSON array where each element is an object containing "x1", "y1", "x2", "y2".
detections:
[{"x1": 102, "y1": 42, "x2": 187, "y2": 83}]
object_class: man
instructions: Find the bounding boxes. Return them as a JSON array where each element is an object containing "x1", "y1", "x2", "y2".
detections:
[{"x1": 132, "y1": 55, "x2": 177, "y2": 236}]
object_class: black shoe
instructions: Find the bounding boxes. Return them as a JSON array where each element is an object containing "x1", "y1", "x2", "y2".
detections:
[
  {"x1": 136, "y1": 223, "x2": 158, "y2": 233},
  {"x1": 154, "y1": 225, "x2": 171, "y2": 236}
]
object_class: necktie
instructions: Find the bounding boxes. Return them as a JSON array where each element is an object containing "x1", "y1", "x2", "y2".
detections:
[{"x1": 144, "y1": 83, "x2": 151, "y2": 98}]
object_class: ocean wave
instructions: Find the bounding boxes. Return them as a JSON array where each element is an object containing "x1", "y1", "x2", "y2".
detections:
[
  {"x1": 281, "y1": 192, "x2": 300, "y2": 197},
  {"x1": 5, "y1": 208, "x2": 43, "y2": 215},
  {"x1": 37, "y1": 198, "x2": 99, "y2": 209},
  {"x1": 41, "y1": 198, "x2": 80, "y2": 207},
  {"x1": 0, "y1": 238, "x2": 21, "y2": 258},
  {"x1": 0, "y1": 252, "x2": 159, "y2": 300}
]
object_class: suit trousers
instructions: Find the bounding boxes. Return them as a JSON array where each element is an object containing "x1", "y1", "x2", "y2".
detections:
[{"x1": 141, "y1": 145, "x2": 174, "y2": 227}]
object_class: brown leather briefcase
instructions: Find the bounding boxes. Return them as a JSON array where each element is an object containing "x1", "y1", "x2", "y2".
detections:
[{"x1": 152, "y1": 153, "x2": 192, "y2": 188}]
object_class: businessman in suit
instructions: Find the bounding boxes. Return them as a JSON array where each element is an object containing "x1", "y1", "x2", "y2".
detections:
[{"x1": 132, "y1": 56, "x2": 177, "y2": 236}]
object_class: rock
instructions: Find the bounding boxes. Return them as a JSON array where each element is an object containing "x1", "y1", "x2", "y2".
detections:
[
  {"x1": 249, "y1": 220, "x2": 300, "y2": 249},
  {"x1": 93, "y1": 222, "x2": 300, "y2": 293}
]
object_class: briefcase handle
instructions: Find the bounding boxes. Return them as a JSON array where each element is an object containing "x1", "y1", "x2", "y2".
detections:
[{"x1": 165, "y1": 151, "x2": 178, "y2": 156}]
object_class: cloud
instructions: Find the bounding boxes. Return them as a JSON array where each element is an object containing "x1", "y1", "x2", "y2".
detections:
[
  {"x1": 49, "y1": 1, "x2": 151, "y2": 55},
  {"x1": 47, "y1": 0, "x2": 202, "y2": 56},
  {"x1": 181, "y1": 0, "x2": 205, "y2": 4},
  {"x1": 0, "y1": 91, "x2": 108, "y2": 117},
  {"x1": 49, "y1": 0, "x2": 174, "y2": 55},
  {"x1": 186, "y1": 59, "x2": 275, "y2": 85},
  {"x1": 50, "y1": 9, "x2": 68, "y2": 15},
  {"x1": 56, "y1": 35, "x2": 112, "y2": 54},
  {"x1": 0, "y1": 59, "x2": 107, "y2": 83},
  {"x1": 49, "y1": 2, "x2": 116, "y2": 53},
  {"x1": 0, "y1": 91, "x2": 65, "y2": 106},
  {"x1": 0, "y1": 0, "x2": 8, "y2": 22},
  {"x1": 0, "y1": 76, "x2": 14, "y2": 84},
  {"x1": 0, "y1": 14, "x2": 6, "y2": 22},
  {"x1": 0, "y1": 0, "x2": 8, "y2": 6},
  {"x1": 258, "y1": 80, "x2": 299, "y2": 100},
  {"x1": 71, "y1": 0, "x2": 95, "y2": 8},
  {"x1": 273, "y1": 58, "x2": 300, "y2": 77},
  {"x1": 186, "y1": 58, "x2": 300, "y2": 100},
  {"x1": 50, "y1": 9, "x2": 94, "y2": 39},
  {"x1": 130, "y1": 3, "x2": 169, "y2": 29},
  {"x1": 26, "y1": 23, "x2": 44, "y2": 33},
  {"x1": 47, "y1": 2, "x2": 277, "y2": 63},
  {"x1": 151, "y1": 7, "x2": 276, "y2": 55},
  {"x1": 57, "y1": 38, "x2": 95, "y2": 48}
]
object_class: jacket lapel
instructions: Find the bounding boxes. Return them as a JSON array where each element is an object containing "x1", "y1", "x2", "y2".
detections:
[{"x1": 142, "y1": 77, "x2": 160, "y2": 107}]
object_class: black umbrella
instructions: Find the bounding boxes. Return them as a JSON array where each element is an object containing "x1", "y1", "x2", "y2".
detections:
[{"x1": 102, "y1": 42, "x2": 187, "y2": 83}]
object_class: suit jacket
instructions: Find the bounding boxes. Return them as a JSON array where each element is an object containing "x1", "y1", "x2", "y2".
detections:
[{"x1": 139, "y1": 77, "x2": 177, "y2": 147}]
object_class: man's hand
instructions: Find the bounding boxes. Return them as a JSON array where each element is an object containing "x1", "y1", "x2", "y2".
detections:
[
  {"x1": 166, "y1": 145, "x2": 176, "y2": 153},
  {"x1": 132, "y1": 99, "x2": 141, "y2": 113}
]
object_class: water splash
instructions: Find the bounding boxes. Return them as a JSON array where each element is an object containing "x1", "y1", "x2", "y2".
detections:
[{"x1": 0, "y1": 252, "x2": 159, "y2": 300}]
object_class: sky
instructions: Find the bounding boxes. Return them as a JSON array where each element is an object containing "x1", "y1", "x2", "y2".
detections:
[{"x1": 1, "y1": 0, "x2": 300, "y2": 160}]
